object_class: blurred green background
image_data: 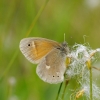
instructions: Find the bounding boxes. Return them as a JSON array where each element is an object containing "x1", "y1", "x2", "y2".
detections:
[{"x1": 0, "y1": 0, "x2": 100, "y2": 100}]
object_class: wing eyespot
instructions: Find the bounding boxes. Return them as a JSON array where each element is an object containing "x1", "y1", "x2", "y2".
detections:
[
  {"x1": 52, "y1": 75, "x2": 59, "y2": 77},
  {"x1": 28, "y1": 44, "x2": 31, "y2": 46}
]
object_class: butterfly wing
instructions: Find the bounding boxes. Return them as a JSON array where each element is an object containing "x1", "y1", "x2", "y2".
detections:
[
  {"x1": 19, "y1": 38, "x2": 61, "y2": 64},
  {"x1": 36, "y1": 48, "x2": 67, "y2": 84}
]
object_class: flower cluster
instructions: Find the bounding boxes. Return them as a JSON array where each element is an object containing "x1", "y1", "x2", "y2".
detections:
[{"x1": 66, "y1": 43, "x2": 100, "y2": 100}]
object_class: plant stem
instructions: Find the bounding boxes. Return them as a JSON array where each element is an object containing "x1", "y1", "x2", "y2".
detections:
[
  {"x1": 56, "y1": 82, "x2": 63, "y2": 100},
  {"x1": 90, "y1": 67, "x2": 92, "y2": 100},
  {"x1": 62, "y1": 80, "x2": 69, "y2": 100},
  {"x1": 25, "y1": 0, "x2": 49, "y2": 37},
  {"x1": 92, "y1": 66, "x2": 100, "y2": 71}
]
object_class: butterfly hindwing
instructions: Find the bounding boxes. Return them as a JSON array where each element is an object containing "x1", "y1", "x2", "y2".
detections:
[{"x1": 36, "y1": 48, "x2": 66, "y2": 84}]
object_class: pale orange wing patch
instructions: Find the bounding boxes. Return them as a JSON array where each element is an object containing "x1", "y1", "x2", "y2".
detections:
[
  {"x1": 32, "y1": 40, "x2": 60, "y2": 60},
  {"x1": 20, "y1": 38, "x2": 61, "y2": 64}
]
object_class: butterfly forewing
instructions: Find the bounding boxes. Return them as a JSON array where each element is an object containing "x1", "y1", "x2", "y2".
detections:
[{"x1": 19, "y1": 38, "x2": 61, "y2": 64}]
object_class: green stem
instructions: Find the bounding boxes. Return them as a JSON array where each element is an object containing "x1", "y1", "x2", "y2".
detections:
[
  {"x1": 56, "y1": 82, "x2": 63, "y2": 100},
  {"x1": 90, "y1": 68, "x2": 92, "y2": 100},
  {"x1": 25, "y1": 0, "x2": 49, "y2": 37},
  {"x1": 62, "y1": 80, "x2": 69, "y2": 100}
]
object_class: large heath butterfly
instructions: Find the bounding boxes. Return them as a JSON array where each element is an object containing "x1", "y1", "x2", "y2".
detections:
[{"x1": 19, "y1": 37, "x2": 69, "y2": 84}]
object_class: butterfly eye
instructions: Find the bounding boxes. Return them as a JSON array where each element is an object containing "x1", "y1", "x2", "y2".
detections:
[{"x1": 56, "y1": 47, "x2": 61, "y2": 50}]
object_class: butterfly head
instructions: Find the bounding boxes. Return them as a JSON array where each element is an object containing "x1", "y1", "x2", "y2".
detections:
[
  {"x1": 62, "y1": 41, "x2": 69, "y2": 54},
  {"x1": 56, "y1": 41, "x2": 69, "y2": 55}
]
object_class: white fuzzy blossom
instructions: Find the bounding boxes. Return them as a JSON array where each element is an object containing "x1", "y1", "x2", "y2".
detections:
[
  {"x1": 66, "y1": 43, "x2": 100, "y2": 77},
  {"x1": 66, "y1": 43, "x2": 100, "y2": 100},
  {"x1": 81, "y1": 83, "x2": 100, "y2": 100}
]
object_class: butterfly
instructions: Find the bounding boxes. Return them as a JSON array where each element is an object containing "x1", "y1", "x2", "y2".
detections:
[{"x1": 19, "y1": 37, "x2": 69, "y2": 84}]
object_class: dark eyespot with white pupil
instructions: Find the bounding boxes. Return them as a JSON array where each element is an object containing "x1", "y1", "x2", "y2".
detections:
[
  {"x1": 28, "y1": 44, "x2": 31, "y2": 46},
  {"x1": 52, "y1": 76, "x2": 59, "y2": 77}
]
